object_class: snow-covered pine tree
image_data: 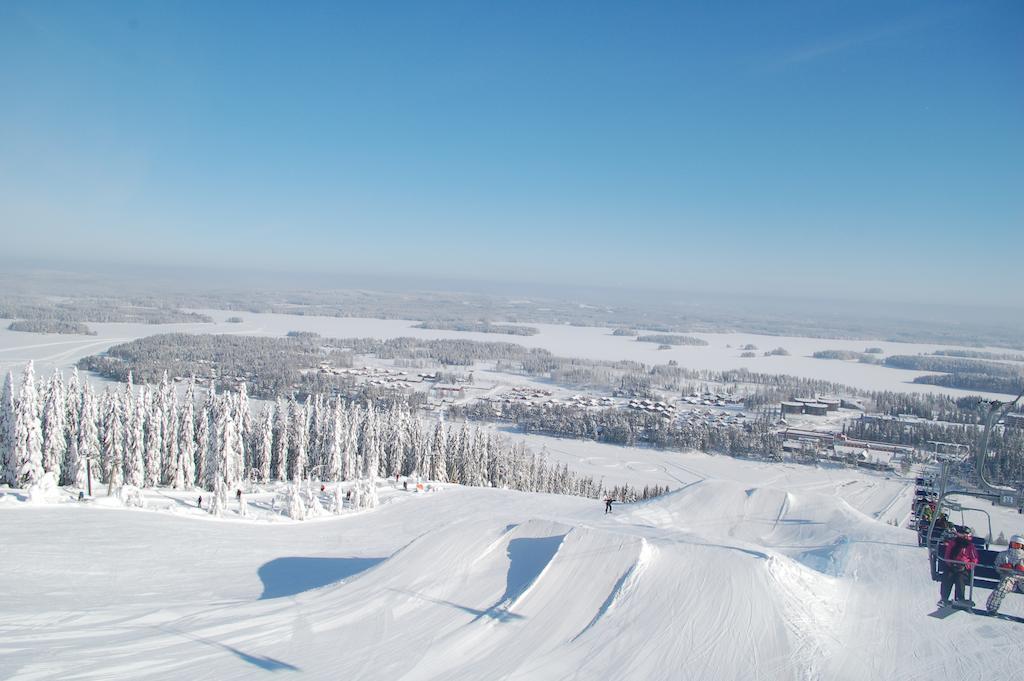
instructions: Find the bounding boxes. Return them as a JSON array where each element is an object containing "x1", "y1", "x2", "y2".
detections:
[
  {"x1": 40, "y1": 369, "x2": 67, "y2": 480},
  {"x1": 324, "y1": 398, "x2": 342, "y2": 481},
  {"x1": 289, "y1": 398, "x2": 308, "y2": 481},
  {"x1": 143, "y1": 386, "x2": 163, "y2": 487},
  {"x1": 200, "y1": 381, "x2": 218, "y2": 490},
  {"x1": 195, "y1": 394, "x2": 211, "y2": 489},
  {"x1": 217, "y1": 398, "x2": 243, "y2": 494},
  {"x1": 62, "y1": 368, "x2": 82, "y2": 486},
  {"x1": 0, "y1": 371, "x2": 16, "y2": 485},
  {"x1": 102, "y1": 389, "x2": 124, "y2": 493},
  {"x1": 403, "y1": 412, "x2": 423, "y2": 477},
  {"x1": 159, "y1": 372, "x2": 178, "y2": 486},
  {"x1": 271, "y1": 396, "x2": 289, "y2": 481},
  {"x1": 254, "y1": 403, "x2": 273, "y2": 483},
  {"x1": 236, "y1": 382, "x2": 253, "y2": 479},
  {"x1": 123, "y1": 384, "x2": 145, "y2": 487},
  {"x1": 178, "y1": 378, "x2": 196, "y2": 489},
  {"x1": 383, "y1": 405, "x2": 406, "y2": 478},
  {"x1": 308, "y1": 393, "x2": 325, "y2": 474},
  {"x1": 430, "y1": 421, "x2": 448, "y2": 483},
  {"x1": 12, "y1": 361, "x2": 44, "y2": 486},
  {"x1": 76, "y1": 382, "x2": 99, "y2": 490},
  {"x1": 341, "y1": 403, "x2": 359, "y2": 480},
  {"x1": 360, "y1": 404, "x2": 381, "y2": 483}
]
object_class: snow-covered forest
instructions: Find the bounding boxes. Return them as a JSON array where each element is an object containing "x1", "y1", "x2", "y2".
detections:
[{"x1": 0, "y1": 362, "x2": 667, "y2": 516}]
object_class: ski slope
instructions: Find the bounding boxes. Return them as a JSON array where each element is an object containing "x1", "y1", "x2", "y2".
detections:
[{"x1": 2, "y1": 472, "x2": 1022, "y2": 680}]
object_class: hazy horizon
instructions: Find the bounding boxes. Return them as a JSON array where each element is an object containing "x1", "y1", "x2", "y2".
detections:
[{"x1": 2, "y1": 2, "x2": 1021, "y2": 308}]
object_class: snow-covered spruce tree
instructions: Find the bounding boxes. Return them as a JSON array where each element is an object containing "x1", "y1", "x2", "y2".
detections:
[
  {"x1": 253, "y1": 403, "x2": 273, "y2": 483},
  {"x1": 124, "y1": 386, "x2": 145, "y2": 488},
  {"x1": 288, "y1": 398, "x2": 308, "y2": 482},
  {"x1": 40, "y1": 369, "x2": 67, "y2": 481},
  {"x1": 178, "y1": 377, "x2": 196, "y2": 489},
  {"x1": 271, "y1": 395, "x2": 289, "y2": 481},
  {"x1": 0, "y1": 371, "x2": 16, "y2": 485},
  {"x1": 359, "y1": 404, "x2": 381, "y2": 482},
  {"x1": 102, "y1": 389, "x2": 124, "y2": 493},
  {"x1": 429, "y1": 421, "x2": 447, "y2": 483},
  {"x1": 383, "y1": 405, "x2": 406, "y2": 478},
  {"x1": 236, "y1": 382, "x2": 252, "y2": 478},
  {"x1": 215, "y1": 399, "x2": 243, "y2": 498},
  {"x1": 200, "y1": 382, "x2": 218, "y2": 490},
  {"x1": 404, "y1": 413, "x2": 424, "y2": 477},
  {"x1": 62, "y1": 368, "x2": 82, "y2": 486},
  {"x1": 331, "y1": 483, "x2": 345, "y2": 514},
  {"x1": 143, "y1": 386, "x2": 163, "y2": 488},
  {"x1": 341, "y1": 403, "x2": 359, "y2": 481},
  {"x1": 307, "y1": 393, "x2": 325, "y2": 475},
  {"x1": 76, "y1": 382, "x2": 99, "y2": 490},
  {"x1": 13, "y1": 361, "x2": 44, "y2": 486},
  {"x1": 122, "y1": 387, "x2": 145, "y2": 483},
  {"x1": 159, "y1": 373, "x2": 178, "y2": 486},
  {"x1": 324, "y1": 398, "x2": 342, "y2": 481}
]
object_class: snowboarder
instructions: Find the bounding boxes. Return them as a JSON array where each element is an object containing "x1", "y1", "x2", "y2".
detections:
[
  {"x1": 403, "y1": 481, "x2": 408, "y2": 491},
  {"x1": 320, "y1": 484, "x2": 326, "y2": 493},
  {"x1": 939, "y1": 527, "x2": 979, "y2": 607},
  {"x1": 986, "y1": 534, "x2": 1024, "y2": 615},
  {"x1": 604, "y1": 497, "x2": 614, "y2": 514}
]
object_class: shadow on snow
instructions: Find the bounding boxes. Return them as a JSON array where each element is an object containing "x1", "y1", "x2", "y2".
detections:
[{"x1": 258, "y1": 556, "x2": 384, "y2": 600}]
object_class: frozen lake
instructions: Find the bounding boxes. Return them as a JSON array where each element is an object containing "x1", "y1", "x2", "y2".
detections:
[{"x1": 0, "y1": 309, "x2": 1014, "y2": 399}]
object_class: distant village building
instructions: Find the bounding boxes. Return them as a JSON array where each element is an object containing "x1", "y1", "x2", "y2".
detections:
[{"x1": 781, "y1": 402, "x2": 804, "y2": 415}]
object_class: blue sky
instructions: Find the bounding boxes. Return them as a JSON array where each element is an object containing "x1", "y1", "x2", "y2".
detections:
[{"x1": 1, "y1": 1, "x2": 1021, "y2": 306}]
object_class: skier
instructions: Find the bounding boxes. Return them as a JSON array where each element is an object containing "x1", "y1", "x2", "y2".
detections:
[
  {"x1": 939, "y1": 527, "x2": 979, "y2": 608},
  {"x1": 604, "y1": 497, "x2": 614, "y2": 514},
  {"x1": 986, "y1": 534, "x2": 1024, "y2": 615},
  {"x1": 235, "y1": 489, "x2": 242, "y2": 502},
  {"x1": 197, "y1": 495, "x2": 202, "y2": 508}
]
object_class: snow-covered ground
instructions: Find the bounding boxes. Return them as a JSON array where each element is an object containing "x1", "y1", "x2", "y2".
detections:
[
  {"x1": 3, "y1": 459, "x2": 1023, "y2": 680},
  {"x1": 0, "y1": 310, "x2": 1015, "y2": 399}
]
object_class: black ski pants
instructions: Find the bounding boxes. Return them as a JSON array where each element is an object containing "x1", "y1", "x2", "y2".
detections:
[{"x1": 940, "y1": 567, "x2": 969, "y2": 602}]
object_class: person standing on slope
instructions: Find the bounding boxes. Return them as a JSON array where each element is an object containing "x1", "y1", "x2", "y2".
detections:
[
  {"x1": 986, "y1": 534, "x2": 1024, "y2": 615},
  {"x1": 604, "y1": 497, "x2": 613, "y2": 514},
  {"x1": 939, "y1": 527, "x2": 980, "y2": 607}
]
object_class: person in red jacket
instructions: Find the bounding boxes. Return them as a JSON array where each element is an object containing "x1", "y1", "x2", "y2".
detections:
[{"x1": 939, "y1": 527, "x2": 980, "y2": 606}]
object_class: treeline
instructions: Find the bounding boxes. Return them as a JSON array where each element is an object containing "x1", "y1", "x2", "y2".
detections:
[
  {"x1": 450, "y1": 400, "x2": 781, "y2": 459},
  {"x1": 636, "y1": 334, "x2": 709, "y2": 347},
  {"x1": 0, "y1": 362, "x2": 666, "y2": 515},
  {"x1": 914, "y1": 373, "x2": 1024, "y2": 395},
  {"x1": 8, "y1": 320, "x2": 96, "y2": 335},
  {"x1": 412, "y1": 321, "x2": 539, "y2": 336},
  {"x1": 885, "y1": 355, "x2": 1024, "y2": 396},
  {"x1": 844, "y1": 416, "x2": 1024, "y2": 485},
  {"x1": 78, "y1": 333, "x2": 356, "y2": 399},
  {"x1": 884, "y1": 355, "x2": 1023, "y2": 377},
  {"x1": 934, "y1": 349, "x2": 1024, "y2": 363},
  {"x1": 0, "y1": 299, "x2": 211, "y2": 324},
  {"x1": 812, "y1": 350, "x2": 879, "y2": 363}
]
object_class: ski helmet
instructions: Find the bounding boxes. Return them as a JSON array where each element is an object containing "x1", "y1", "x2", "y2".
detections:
[{"x1": 1010, "y1": 534, "x2": 1024, "y2": 548}]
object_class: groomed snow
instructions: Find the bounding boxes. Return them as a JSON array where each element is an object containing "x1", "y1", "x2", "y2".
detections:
[{"x1": 2, "y1": 464, "x2": 1022, "y2": 680}]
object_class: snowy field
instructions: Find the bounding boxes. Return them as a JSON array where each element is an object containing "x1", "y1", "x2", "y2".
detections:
[
  {"x1": 0, "y1": 310, "x2": 1016, "y2": 399},
  {"x1": 3, "y1": 461, "x2": 1023, "y2": 680}
]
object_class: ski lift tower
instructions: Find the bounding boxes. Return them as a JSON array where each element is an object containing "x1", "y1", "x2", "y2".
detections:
[{"x1": 925, "y1": 387, "x2": 1024, "y2": 554}]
